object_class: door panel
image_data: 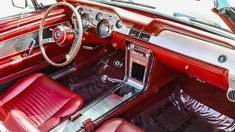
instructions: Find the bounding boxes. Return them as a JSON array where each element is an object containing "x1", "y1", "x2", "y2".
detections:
[
  {"x1": 0, "y1": 32, "x2": 38, "y2": 59},
  {"x1": 0, "y1": 9, "x2": 70, "y2": 85}
]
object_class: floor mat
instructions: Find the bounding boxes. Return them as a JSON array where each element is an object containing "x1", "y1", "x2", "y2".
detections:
[
  {"x1": 130, "y1": 88, "x2": 234, "y2": 132},
  {"x1": 67, "y1": 74, "x2": 118, "y2": 106},
  {"x1": 131, "y1": 100, "x2": 215, "y2": 132}
]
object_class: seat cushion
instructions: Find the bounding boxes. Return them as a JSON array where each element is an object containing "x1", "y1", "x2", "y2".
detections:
[
  {"x1": 96, "y1": 118, "x2": 144, "y2": 132},
  {"x1": 4, "y1": 110, "x2": 39, "y2": 132},
  {"x1": 0, "y1": 73, "x2": 83, "y2": 131}
]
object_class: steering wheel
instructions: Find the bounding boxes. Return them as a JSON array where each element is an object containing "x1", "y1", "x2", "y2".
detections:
[{"x1": 39, "y1": 2, "x2": 83, "y2": 67}]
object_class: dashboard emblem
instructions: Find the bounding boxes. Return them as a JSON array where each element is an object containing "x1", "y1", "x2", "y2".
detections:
[
  {"x1": 218, "y1": 55, "x2": 227, "y2": 63},
  {"x1": 55, "y1": 30, "x2": 61, "y2": 39}
]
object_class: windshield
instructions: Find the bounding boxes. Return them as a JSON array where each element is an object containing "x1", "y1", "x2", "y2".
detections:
[
  {"x1": 0, "y1": 0, "x2": 34, "y2": 19},
  {"x1": 95, "y1": 0, "x2": 235, "y2": 34},
  {"x1": 0, "y1": 0, "x2": 56, "y2": 19}
]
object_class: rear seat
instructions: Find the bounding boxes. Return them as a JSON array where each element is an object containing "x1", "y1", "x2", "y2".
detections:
[{"x1": 96, "y1": 118, "x2": 144, "y2": 132}]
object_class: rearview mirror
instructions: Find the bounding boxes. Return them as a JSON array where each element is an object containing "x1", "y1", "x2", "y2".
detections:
[{"x1": 11, "y1": 0, "x2": 27, "y2": 9}]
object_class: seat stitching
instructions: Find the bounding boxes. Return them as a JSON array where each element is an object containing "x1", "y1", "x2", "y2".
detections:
[
  {"x1": 20, "y1": 92, "x2": 45, "y2": 124},
  {"x1": 30, "y1": 87, "x2": 54, "y2": 116}
]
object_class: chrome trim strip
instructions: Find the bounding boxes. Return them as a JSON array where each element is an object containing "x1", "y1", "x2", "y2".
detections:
[
  {"x1": 126, "y1": 79, "x2": 143, "y2": 90},
  {"x1": 0, "y1": 14, "x2": 66, "y2": 37}
]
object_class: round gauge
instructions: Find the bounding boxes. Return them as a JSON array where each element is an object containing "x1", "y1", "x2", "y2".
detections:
[
  {"x1": 77, "y1": 8, "x2": 83, "y2": 15},
  {"x1": 116, "y1": 20, "x2": 123, "y2": 28},
  {"x1": 81, "y1": 13, "x2": 92, "y2": 30},
  {"x1": 96, "y1": 19, "x2": 112, "y2": 38},
  {"x1": 96, "y1": 12, "x2": 103, "y2": 21}
]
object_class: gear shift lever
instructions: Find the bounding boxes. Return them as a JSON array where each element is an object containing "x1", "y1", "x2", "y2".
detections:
[
  {"x1": 101, "y1": 75, "x2": 133, "y2": 97},
  {"x1": 101, "y1": 75, "x2": 124, "y2": 84}
]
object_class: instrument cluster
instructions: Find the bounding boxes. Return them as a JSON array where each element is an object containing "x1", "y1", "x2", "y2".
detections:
[{"x1": 73, "y1": 6, "x2": 128, "y2": 39}]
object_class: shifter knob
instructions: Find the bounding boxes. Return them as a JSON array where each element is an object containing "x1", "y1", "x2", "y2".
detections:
[
  {"x1": 101, "y1": 75, "x2": 109, "y2": 83},
  {"x1": 101, "y1": 75, "x2": 124, "y2": 84}
]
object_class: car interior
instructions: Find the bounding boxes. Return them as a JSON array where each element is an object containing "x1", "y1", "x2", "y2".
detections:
[{"x1": 0, "y1": 0, "x2": 235, "y2": 131}]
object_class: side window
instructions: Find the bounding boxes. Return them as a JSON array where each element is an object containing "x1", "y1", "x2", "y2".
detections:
[
  {"x1": 0, "y1": 0, "x2": 35, "y2": 19},
  {"x1": 35, "y1": 0, "x2": 57, "y2": 9}
]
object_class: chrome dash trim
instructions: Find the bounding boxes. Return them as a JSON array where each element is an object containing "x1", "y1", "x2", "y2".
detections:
[{"x1": 0, "y1": 14, "x2": 66, "y2": 37}]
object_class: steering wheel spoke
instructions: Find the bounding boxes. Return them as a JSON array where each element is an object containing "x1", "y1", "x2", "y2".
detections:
[
  {"x1": 66, "y1": 43, "x2": 76, "y2": 60},
  {"x1": 42, "y1": 38, "x2": 55, "y2": 44}
]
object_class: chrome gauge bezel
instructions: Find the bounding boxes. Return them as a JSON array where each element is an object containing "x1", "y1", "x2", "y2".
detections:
[
  {"x1": 96, "y1": 19, "x2": 113, "y2": 39},
  {"x1": 77, "y1": 8, "x2": 83, "y2": 15},
  {"x1": 81, "y1": 13, "x2": 93, "y2": 30},
  {"x1": 116, "y1": 20, "x2": 123, "y2": 29},
  {"x1": 96, "y1": 12, "x2": 103, "y2": 21}
]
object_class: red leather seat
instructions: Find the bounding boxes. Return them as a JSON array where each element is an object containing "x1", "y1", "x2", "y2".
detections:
[
  {"x1": 0, "y1": 73, "x2": 83, "y2": 131},
  {"x1": 96, "y1": 118, "x2": 144, "y2": 132}
]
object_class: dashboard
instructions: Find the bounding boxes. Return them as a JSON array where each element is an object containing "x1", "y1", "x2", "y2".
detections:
[{"x1": 69, "y1": 0, "x2": 235, "y2": 100}]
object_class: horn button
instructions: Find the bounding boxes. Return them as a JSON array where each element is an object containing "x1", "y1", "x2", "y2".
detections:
[{"x1": 52, "y1": 25, "x2": 75, "y2": 46}]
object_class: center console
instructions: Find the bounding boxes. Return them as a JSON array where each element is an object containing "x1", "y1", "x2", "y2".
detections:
[
  {"x1": 125, "y1": 41, "x2": 153, "y2": 90},
  {"x1": 51, "y1": 41, "x2": 153, "y2": 132}
]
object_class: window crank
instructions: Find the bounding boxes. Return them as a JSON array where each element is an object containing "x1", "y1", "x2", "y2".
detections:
[{"x1": 22, "y1": 39, "x2": 36, "y2": 57}]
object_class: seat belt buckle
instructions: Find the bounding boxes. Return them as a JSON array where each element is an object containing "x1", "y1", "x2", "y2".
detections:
[{"x1": 83, "y1": 118, "x2": 95, "y2": 132}]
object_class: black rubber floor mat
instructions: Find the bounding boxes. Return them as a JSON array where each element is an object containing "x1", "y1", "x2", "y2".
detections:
[{"x1": 131, "y1": 98, "x2": 217, "y2": 132}]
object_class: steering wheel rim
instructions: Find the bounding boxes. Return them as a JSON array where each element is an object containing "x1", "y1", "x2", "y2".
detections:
[{"x1": 39, "y1": 2, "x2": 83, "y2": 67}]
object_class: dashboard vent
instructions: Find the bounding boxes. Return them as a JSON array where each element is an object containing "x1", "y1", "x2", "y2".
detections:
[
  {"x1": 129, "y1": 29, "x2": 140, "y2": 38},
  {"x1": 139, "y1": 32, "x2": 150, "y2": 41},
  {"x1": 227, "y1": 79, "x2": 235, "y2": 102}
]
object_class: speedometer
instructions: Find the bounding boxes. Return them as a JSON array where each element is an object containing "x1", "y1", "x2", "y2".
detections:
[
  {"x1": 81, "y1": 13, "x2": 92, "y2": 30},
  {"x1": 96, "y1": 19, "x2": 112, "y2": 39}
]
